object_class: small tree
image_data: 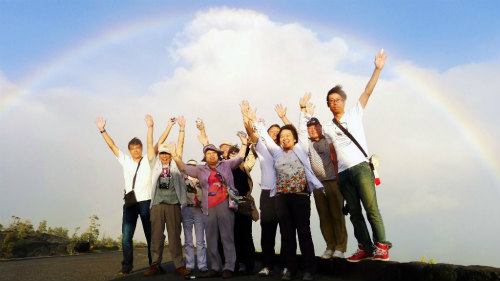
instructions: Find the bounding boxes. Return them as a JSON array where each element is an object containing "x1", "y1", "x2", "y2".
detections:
[
  {"x1": 37, "y1": 220, "x2": 47, "y2": 233},
  {"x1": 47, "y1": 227, "x2": 69, "y2": 239},
  {"x1": 9, "y1": 216, "x2": 34, "y2": 239},
  {"x1": 80, "y1": 215, "x2": 100, "y2": 246}
]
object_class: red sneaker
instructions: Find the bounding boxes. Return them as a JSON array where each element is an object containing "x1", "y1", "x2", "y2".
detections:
[
  {"x1": 347, "y1": 244, "x2": 373, "y2": 262},
  {"x1": 373, "y1": 242, "x2": 390, "y2": 261}
]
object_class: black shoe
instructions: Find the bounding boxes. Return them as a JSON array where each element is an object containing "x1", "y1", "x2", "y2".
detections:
[
  {"x1": 222, "y1": 269, "x2": 233, "y2": 279},
  {"x1": 201, "y1": 269, "x2": 219, "y2": 278}
]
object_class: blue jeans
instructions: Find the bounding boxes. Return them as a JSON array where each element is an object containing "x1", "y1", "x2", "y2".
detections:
[
  {"x1": 338, "y1": 162, "x2": 391, "y2": 252},
  {"x1": 121, "y1": 200, "x2": 152, "y2": 272},
  {"x1": 181, "y1": 206, "x2": 207, "y2": 270}
]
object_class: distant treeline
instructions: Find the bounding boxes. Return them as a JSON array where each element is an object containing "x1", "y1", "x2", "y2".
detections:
[{"x1": 0, "y1": 215, "x2": 147, "y2": 258}]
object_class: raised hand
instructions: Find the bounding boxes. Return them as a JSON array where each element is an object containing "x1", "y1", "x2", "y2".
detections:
[
  {"x1": 145, "y1": 114, "x2": 154, "y2": 128},
  {"x1": 247, "y1": 107, "x2": 257, "y2": 122},
  {"x1": 240, "y1": 100, "x2": 250, "y2": 116},
  {"x1": 95, "y1": 117, "x2": 106, "y2": 131},
  {"x1": 299, "y1": 92, "x2": 312, "y2": 108},
  {"x1": 374, "y1": 49, "x2": 387, "y2": 70},
  {"x1": 306, "y1": 102, "x2": 315, "y2": 116},
  {"x1": 177, "y1": 115, "x2": 186, "y2": 129},
  {"x1": 167, "y1": 142, "x2": 177, "y2": 157},
  {"x1": 195, "y1": 118, "x2": 205, "y2": 131},
  {"x1": 274, "y1": 104, "x2": 287, "y2": 119},
  {"x1": 168, "y1": 117, "x2": 177, "y2": 127}
]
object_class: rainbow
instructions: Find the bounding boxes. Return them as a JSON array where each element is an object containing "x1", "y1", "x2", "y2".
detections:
[
  {"x1": 0, "y1": 10, "x2": 190, "y2": 118},
  {"x1": 1, "y1": 7, "x2": 498, "y2": 189}
]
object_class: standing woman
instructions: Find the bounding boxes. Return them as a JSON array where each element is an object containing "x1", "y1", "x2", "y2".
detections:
[
  {"x1": 169, "y1": 132, "x2": 248, "y2": 279},
  {"x1": 246, "y1": 106, "x2": 323, "y2": 281},
  {"x1": 227, "y1": 144, "x2": 257, "y2": 274}
]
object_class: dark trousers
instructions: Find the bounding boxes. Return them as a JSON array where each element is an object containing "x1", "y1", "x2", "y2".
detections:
[
  {"x1": 234, "y1": 212, "x2": 255, "y2": 272},
  {"x1": 121, "y1": 200, "x2": 152, "y2": 272},
  {"x1": 275, "y1": 193, "x2": 316, "y2": 274},
  {"x1": 260, "y1": 190, "x2": 283, "y2": 269}
]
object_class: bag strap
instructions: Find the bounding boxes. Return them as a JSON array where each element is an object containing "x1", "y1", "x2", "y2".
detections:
[
  {"x1": 332, "y1": 118, "x2": 368, "y2": 158},
  {"x1": 126, "y1": 157, "x2": 143, "y2": 194}
]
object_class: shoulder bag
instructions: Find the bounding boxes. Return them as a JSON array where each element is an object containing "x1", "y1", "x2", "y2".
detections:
[{"x1": 124, "y1": 157, "x2": 143, "y2": 208}]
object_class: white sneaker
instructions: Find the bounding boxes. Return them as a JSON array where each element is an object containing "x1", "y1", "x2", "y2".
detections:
[
  {"x1": 321, "y1": 249, "x2": 334, "y2": 259},
  {"x1": 258, "y1": 267, "x2": 272, "y2": 277},
  {"x1": 332, "y1": 250, "x2": 345, "y2": 258}
]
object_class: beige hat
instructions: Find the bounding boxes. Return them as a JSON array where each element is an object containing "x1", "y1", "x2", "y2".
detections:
[
  {"x1": 158, "y1": 144, "x2": 171, "y2": 154},
  {"x1": 219, "y1": 141, "x2": 233, "y2": 148},
  {"x1": 187, "y1": 159, "x2": 198, "y2": 166}
]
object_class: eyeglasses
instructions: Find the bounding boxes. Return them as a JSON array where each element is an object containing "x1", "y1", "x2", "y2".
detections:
[{"x1": 328, "y1": 98, "x2": 344, "y2": 104}]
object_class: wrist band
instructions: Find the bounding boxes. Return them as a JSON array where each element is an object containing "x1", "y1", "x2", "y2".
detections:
[
  {"x1": 180, "y1": 130, "x2": 184, "y2": 132},
  {"x1": 100, "y1": 129, "x2": 106, "y2": 134},
  {"x1": 300, "y1": 106, "x2": 306, "y2": 109}
]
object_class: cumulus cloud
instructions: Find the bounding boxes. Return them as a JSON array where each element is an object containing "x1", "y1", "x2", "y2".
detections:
[{"x1": 0, "y1": 7, "x2": 498, "y2": 266}]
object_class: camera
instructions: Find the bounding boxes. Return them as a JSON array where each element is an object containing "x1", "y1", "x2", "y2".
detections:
[
  {"x1": 159, "y1": 182, "x2": 169, "y2": 189},
  {"x1": 171, "y1": 117, "x2": 176, "y2": 122}
]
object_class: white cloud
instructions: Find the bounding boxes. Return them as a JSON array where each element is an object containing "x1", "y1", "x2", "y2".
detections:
[{"x1": 0, "y1": 7, "x2": 499, "y2": 266}]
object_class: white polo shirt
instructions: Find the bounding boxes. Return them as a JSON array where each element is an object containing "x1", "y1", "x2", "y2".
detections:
[{"x1": 116, "y1": 149, "x2": 152, "y2": 202}]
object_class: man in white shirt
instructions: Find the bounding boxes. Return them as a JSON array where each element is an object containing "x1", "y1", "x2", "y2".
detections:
[
  {"x1": 322, "y1": 50, "x2": 392, "y2": 262},
  {"x1": 95, "y1": 117, "x2": 152, "y2": 274}
]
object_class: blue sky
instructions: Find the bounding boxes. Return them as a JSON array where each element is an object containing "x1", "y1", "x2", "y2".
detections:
[
  {"x1": 1, "y1": 0, "x2": 499, "y2": 267},
  {"x1": 1, "y1": 0, "x2": 499, "y2": 80}
]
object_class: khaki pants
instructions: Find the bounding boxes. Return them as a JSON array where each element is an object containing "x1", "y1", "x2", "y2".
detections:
[
  {"x1": 150, "y1": 204, "x2": 184, "y2": 268},
  {"x1": 313, "y1": 180, "x2": 348, "y2": 252}
]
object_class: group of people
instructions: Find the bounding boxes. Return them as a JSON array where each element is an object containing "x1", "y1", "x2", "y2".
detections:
[{"x1": 95, "y1": 49, "x2": 391, "y2": 281}]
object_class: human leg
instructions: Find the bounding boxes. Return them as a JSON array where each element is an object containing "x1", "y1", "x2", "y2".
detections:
[
  {"x1": 121, "y1": 204, "x2": 139, "y2": 273},
  {"x1": 292, "y1": 194, "x2": 316, "y2": 274},
  {"x1": 149, "y1": 204, "x2": 166, "y2": 266},
  {"x1": 165, "y1": 204, "x2": 184, "y2": 268},
  {"x1": 193, "y1": 207, "x2": 208, "y2": 270},
  {"x1": 324, "y1": 180, "x2": 348, "y2": 253},
  {"x1": 138, "y1": 200, "x2": 152, "y2": 266},
  {"x1": 259, "y1": 190, "x2": 279, "y2": 270},
  {"x1": 182, "y1": 207, "x2": 195, "y2": 270}
]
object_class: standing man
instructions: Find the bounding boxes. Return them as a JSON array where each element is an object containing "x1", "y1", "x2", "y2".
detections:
[
  {"x1": 95, "y1": 117, "x2": 152, "y2": 275},
  {"x1": 296, "y1": 93, "x2": 348, "y2": 260},
  {"x1": 322, "y1": 49, "x2": 391, "y2": 262},
  {"x1": 143, "y1": 115, "x2": 190, "y2": 276}
]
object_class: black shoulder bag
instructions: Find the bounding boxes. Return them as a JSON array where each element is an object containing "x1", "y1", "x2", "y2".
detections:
[{"x1": 124, "y1": 157, "x2": 143, "y2": 208}]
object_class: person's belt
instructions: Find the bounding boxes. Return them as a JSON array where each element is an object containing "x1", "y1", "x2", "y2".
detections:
[{"x1": 185, "y1": 204, "x2": 199, "y2": 207}]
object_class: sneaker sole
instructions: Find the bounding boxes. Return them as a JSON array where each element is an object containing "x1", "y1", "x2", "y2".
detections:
[
  {"x1": 347, "y1": 257, "x2": 373, "y2": 263},
  {"x1": 373, "y1": 257, "x2": 390, "y2": 261}
]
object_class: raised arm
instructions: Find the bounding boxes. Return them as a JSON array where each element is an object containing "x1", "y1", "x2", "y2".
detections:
[
  {"x1": 196, "y1": 118, "x2": 209, "y2": 146},
  {"x1": 176, "y1": 115, "x2": 186, "y2": 158},
  {"x1": 167, "y1": 142, "x2": 185, "y2": 171},
  {"x1": 236, "y1": 132, "x2": 249, "y2": 159},
  {"x1": 240, "y1": 100, "x2": 259, "y2": 144},
  {"x1": 359, "y1": 49, "x2": 387, "y2": 108},
  {"x1": 145, "y1": 114, "x2": 155, "y2": 162},
  {"x1": 274, "y1": 104, "x2": 292, "y2": 125},
  {"x1": 95, "y1": 117, "x2": 119, "y2": 157},
  {"x1": 297, "y1": 93, "x2": 312, "y2": 147},
  {"x1": 154, "y1": 117, "x2": 176, "y2": 154}
]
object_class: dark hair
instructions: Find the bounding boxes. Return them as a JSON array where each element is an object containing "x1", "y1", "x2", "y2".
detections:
[
  {"x1": 267, "y1": 124, "x2": 281, "y2": 132},
  {"x1": 227, "y1": 145, "x2": 240, "y2": 156},
  {"x1": 128, "y1": 137, "x2": 142, "y2": 149},
  {"x1": 277, "y1": 124, "x2": 299, "y2": 145},
  {"x1": 326, "y1": 84, "x2": 347, "y2": 105}
]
